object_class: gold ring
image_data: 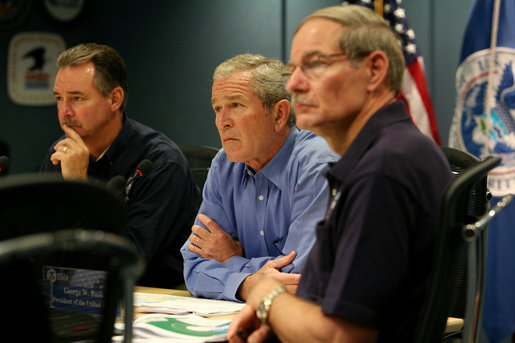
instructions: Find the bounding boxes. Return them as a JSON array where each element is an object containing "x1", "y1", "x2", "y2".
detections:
[
  {"x1": 196, "y1": 238, "x2": 200, "y2": 245},
  {"x1": 63, "y1": 147, "x2": 68, "y2": 153}
]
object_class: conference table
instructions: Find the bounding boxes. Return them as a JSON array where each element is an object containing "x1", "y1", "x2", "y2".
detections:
[{"x1": 132, "y1": 286, "x2": 464, "y2": 333}]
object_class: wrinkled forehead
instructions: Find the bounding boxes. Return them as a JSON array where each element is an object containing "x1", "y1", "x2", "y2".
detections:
[
  {"x1": 211, "y1": 71, "x2": 255, "y2": 103},
  {"x1": 290, "y1": 18, "x2": 344, "y2": 62}
]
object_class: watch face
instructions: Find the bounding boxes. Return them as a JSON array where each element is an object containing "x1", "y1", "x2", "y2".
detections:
[{"x1": 256, "y1": 302, "x2": 266, "y2": 322}]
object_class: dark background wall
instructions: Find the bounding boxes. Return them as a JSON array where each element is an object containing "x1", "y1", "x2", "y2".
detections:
[{"x1": 1, "y1": 0, "x2": 473, "y2": 174}]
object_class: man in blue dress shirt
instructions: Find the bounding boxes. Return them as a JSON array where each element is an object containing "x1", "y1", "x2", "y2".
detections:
[{"x1": 181, "y1": 54, "x2": 338, "y2": 301}]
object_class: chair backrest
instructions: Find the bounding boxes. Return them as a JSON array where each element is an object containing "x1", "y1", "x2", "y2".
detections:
[
  {"x1": 413, "y1": 148, "x2": 501, "y2": 343},
  {"x1": 440, "y1": 147, "x2": 490, "y2": 320},
  {"x1": 0, "y1": 229, "x2": 145, "y2": 343},
  {"x1": 180, "y1": 145, "x2": 219, "y2": 197},
  {"x1": 0, "y1": 174, "x2": 141, "y2": 342},
  {"x1": 0, "y1": 173, "x2": 128, "y2": 238}
]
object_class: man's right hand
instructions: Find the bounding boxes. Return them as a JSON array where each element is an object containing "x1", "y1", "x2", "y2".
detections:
[
  {"x1": 50, "y1": 124, "x2": 90, "y2": 180},
  {"x1": 238, "y1": 251, "x2": 300, "y2": 301}
]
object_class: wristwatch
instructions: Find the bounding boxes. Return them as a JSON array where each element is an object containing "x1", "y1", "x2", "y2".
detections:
[{"x1": 256, "y1": 286, "x2": 286, "y2": 324}]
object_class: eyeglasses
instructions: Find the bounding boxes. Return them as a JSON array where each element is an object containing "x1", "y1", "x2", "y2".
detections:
[{"x1": 287, "y1": 53, "x2": 348, "y2": 80}]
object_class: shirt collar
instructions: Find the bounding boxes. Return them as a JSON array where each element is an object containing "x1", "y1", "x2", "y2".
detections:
[
  {"x1": 243, "y1": 127, "x2": 298, "y2": 187},
  {"x1": 98, "y1": 112, "x2": 132, "y2": 163},
  {"x1": 328, "y1": 100, "x2": 410, "y2": 184}
]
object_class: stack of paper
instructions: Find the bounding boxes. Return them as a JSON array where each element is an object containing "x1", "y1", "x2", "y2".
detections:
[
  {"x1": 133, "y1": 292, "x2": 245, "y2": 317},
  {"x1": 132, "y1": 313, "x2": 230, "y2": 342}
]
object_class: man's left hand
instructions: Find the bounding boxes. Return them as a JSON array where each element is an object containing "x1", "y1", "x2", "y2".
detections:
[
  {"x1": 188, "y1": 213, "x2": 243, "y2": 263},
  {"x1": 50, "y1": 124, "x2": 89, "y2": 180}
]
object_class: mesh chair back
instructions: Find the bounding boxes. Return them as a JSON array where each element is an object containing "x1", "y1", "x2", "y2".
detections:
[
  {"x1": 0, "y1": 173, "x2": 128, "y2": 238},
  {"x1": 440, "y1": 147, "x2": 490, "y2": 319},
  {"x1": 414, "y1": 149, "x2": 501, "y2": 343},
  {"x1": 180, "y1": 145, "x2": 219, "y2": 200},
  {"x1": 0, "y1": 229, "x2": 144, "y2": 343},
  {"x1": 0, "y1": 175, "x2": 140, "y2": 342}
]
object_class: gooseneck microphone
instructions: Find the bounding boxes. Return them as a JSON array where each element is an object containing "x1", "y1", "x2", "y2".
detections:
[
  {"x1": 0, "y1": 156, "x2": 9, "y2": 174},
  {"x1": 125, "y1": 159, "x2": 153, "y2": 201}
]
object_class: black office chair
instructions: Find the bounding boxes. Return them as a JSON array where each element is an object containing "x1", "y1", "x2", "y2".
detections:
[
  {"x1": 180, "y1": 145, "x2": 219, "y2": 200},
  {"x1": 0, "y1": 173, "x2": 143, "y2": 342},
  {"x1": 0, "y1": 229, "x2": 145, "y2": 343},
  {"x1": 413, "y1": 148, "x2": 502, "y2": 343},
  {"x1": 0, "y1": 172, "x2": 128, "y2": 238}
]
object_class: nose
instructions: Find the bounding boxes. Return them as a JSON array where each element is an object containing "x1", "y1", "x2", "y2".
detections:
[
  {"x1": 216, "y1": 108, "x2": 233, "y2": 129},
  {"x1": 286, "y1": 68, "x2": 309, "y2": 95},
  {"x1": 58, "y1": 99, "x2": 73, "y2": 118}
]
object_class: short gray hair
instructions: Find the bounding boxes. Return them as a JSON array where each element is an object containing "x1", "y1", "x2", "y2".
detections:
[
  {"x1": 297, "y1": 5, "x2": 405, "y2": 95},
  {"x1": 213, "y1": 54, "x2": 295, "y2": 126},
  {"x1": 57, "y1": 43, "x2": 128, "y2": 111}
]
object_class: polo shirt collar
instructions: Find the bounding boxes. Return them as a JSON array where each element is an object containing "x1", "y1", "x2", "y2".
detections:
[
  {"x1": 99, "y1": 113, "x2": 132, "y2": 164},
  {"x1": 328, "y1": 100, "x2": 410, "y2": 184}
]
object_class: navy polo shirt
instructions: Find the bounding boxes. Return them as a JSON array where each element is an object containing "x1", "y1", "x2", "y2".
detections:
[
  {"x1": 296, "y1": 101, "x2": 452, "y2": 342},
  {"x1": 41, "y1": 114, "x2": 200, "y2": 288}
]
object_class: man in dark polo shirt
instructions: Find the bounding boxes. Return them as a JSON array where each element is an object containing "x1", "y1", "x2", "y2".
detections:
[
  {"x1": 228, "y1": 5, "x2": 452, "y2": 343},
  {"x1": 40, "y1": 43, "x2": 200, "y2": 288}
]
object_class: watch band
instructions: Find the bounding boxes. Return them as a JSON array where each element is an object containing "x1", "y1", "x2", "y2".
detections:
[{"x1": 256, "y1": 286, "x2": 286, "y2": 324}]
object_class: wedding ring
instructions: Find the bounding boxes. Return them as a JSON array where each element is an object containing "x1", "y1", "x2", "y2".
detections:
[
  {"x1": 196, "y1": 238, "x2": 200, "y2": 245},
  {"x1": 63, "y1": 146, "x2": 68, "y2": 153}
]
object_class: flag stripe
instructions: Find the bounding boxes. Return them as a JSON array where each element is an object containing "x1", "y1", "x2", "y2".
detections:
[
  {"x1": 406, "y1": 58, "x2": 441, "y2": 144},
  {"x1": 342, "y1": 0, "x2": 441, "y2": 144}
]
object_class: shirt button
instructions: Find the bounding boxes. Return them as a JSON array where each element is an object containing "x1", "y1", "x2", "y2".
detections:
[
  {"x1": 260, "y1": 230, "x2": 264, "y2": 236},
  {"x1": 247, "y1": 170, "x2": 252, "y2": 176},
  {"x1": 258, "y1": 195, "x2": 264, "y2": 201}
]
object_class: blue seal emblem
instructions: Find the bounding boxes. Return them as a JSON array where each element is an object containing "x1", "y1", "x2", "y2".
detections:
[
  {"x1": 450, "y1": 47, "x2": 515, "y2": 196},
  {"x1": 46, "y1": 268, "x2": 57, "y2": 283}
]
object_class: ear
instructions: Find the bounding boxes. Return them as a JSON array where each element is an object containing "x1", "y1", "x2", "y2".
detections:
[
  {"x1": 364, "y1": 50, "x2": 389, "y2": 93},
  {"x1": 109, "y1": 86, "x2": 124, "y2": 112},
  {"x1": 272, "y1": 99, "x2": 291, "y2": 132}
]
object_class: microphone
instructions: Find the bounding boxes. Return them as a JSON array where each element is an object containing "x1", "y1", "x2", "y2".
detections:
[
  {"x1": 125, "y1": 159, "x2": 152, "y2": 201},
  {"x1": 0, "y1": 156, "x2": 9, "y2": 174},
  {"x1": 106, "y1": 175, "x2": 126, "y2": 197}
]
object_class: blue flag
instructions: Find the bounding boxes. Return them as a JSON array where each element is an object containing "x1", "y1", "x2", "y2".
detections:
[{"x1": 448, "y1": 0, "x2": 515, "y2": 342}]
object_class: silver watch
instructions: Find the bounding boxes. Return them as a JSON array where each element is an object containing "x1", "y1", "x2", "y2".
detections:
[{"x1": 256, "y1": 286, "x2": 286, "y2": 324}]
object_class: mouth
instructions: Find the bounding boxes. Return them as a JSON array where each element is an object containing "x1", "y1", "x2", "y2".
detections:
[
  {"x1": 292, "y1": 96, "x2": 315, "y2": 111},
  {"x1": 223, "y1": 137, "x2": 238, "y2": 144}
]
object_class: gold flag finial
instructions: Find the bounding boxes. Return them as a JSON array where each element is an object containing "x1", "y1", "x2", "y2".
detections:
[{"x1": 374, "y1": 0, "x2": 384, "y2": 17}]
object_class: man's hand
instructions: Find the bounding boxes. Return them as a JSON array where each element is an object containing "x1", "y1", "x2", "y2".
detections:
[
  {"x1": 228, "y1": 304, "x2": 272, "y2": 343},
  {"x1": 238, "y1": 251, "x2": 300, "y2": 300},
  {"x1": 50, "y1": 124, "x2": 89, "y2": 180},
  {"x1": 188, "y1": 213, "x2": 243, "y2": 263},
  {"x1": 229, "y1": 278, "x2": 284, "y2": 343}
]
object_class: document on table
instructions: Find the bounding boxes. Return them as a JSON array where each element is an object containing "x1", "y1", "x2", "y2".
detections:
[
  {"x1": 134, "y1": 292, "x2": 245, "y2": 317},
  {"x1": 132, "y1": 313, "x2": 230, "y2": 343}
]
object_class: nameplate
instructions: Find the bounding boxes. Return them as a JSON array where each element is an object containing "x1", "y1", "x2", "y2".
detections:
[{"x1": 42, "y1": 266, "x2": 106, "y2": 315}]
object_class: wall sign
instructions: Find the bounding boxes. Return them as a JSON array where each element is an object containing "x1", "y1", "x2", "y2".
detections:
[
  {"x1": 0, "y1": 0, "x2": 32, "y2": 30},
  {"x1": 7, "y1": 32, "x2": 65, "y2": 106},
  {"x1": 44, "y1": 0, "x2": 84, "y2": 22}
]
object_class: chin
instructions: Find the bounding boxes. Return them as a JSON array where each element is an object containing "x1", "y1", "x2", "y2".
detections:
[
  {"x1": 296, "y1": 118, "x2": 318, "y2": 131},
  {"x1": 224, "y1": 151, "x2": 240, "y2": 163}
]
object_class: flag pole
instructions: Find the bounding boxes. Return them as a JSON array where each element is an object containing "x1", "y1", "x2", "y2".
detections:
[
  {"x1": 374, "y1": 0, "x2": 383, "y2": 17},
  {"x1": 484, "y1": 0, "x2": 501, "y2": 158}
]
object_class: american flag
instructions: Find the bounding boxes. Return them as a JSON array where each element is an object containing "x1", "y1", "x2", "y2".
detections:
[{"x1": 342, "y1": 0, "x2": 441, "y2": 144}]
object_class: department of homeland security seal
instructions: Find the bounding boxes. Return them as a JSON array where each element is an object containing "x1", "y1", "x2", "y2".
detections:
[{"x1": 449, "y1": 47, "x2": 515, "y2": 197}]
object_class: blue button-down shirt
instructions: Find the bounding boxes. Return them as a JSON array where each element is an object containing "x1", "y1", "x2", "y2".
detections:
[{"x1": 181, "y1": 128, "x2": 339, "y2": 301}]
